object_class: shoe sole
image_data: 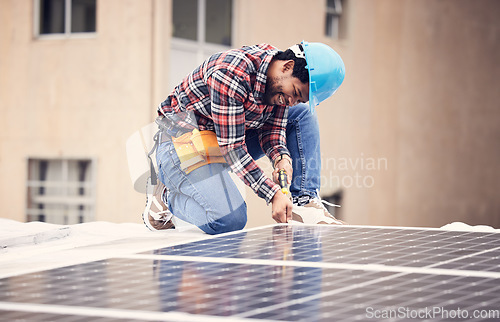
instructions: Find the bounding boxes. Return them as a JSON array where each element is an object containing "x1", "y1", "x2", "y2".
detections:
[
  {"x1": 142, "y1": 178, "x2": 175, "y2": 231},
  {"x1": 142, "y1": 177, "x2": 161, "y2": 231},
  {"x1": 142, "y1": 185, "x2": 156, "y2": 231}
]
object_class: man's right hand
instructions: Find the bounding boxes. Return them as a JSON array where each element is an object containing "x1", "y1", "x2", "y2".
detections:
[{"x1": 271, "y1": 190, "x2": 293, "y2": 223}]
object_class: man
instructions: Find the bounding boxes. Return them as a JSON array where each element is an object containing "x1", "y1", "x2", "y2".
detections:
[{"x1": 143, "y1": 41, "x2": 345, "y2": 234}]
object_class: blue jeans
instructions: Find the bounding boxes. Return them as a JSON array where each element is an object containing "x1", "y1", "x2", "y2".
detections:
[{"x1": 156, "y1": 103, "x2": 321, "y2": 235}]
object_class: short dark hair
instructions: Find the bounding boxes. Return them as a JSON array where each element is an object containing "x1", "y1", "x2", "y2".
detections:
[{"x1": 272, "y1": 44, "x2": 309, "y2": 84}]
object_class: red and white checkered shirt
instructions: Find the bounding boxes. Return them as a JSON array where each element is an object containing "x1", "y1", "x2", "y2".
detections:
[{"x1": 158, "y1": 44, "x2": 290, "y2": 203}]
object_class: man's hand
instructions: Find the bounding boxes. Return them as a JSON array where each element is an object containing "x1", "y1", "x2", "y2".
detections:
[
  {"x1": 271, "y1": 190, "x2": 293, "y2": 223},
  {"x1": 272, "y1": 158, "x2": 293, "y2": 185}
]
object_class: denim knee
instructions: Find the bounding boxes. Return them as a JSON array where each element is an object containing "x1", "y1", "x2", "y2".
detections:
[
  {"x1": 200, "y1": 202, "x2": 248, "y2": 235},
  {"x1": 288, "y1": 102, "x2": 311, "y2": 121}
]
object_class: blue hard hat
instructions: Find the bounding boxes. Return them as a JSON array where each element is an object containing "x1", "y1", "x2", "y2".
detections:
[{"x1": 302, "y1": 41, "x2": 345, "y2": 111}]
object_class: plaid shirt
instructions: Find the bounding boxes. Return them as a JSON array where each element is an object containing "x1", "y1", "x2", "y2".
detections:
[{"x1": 158, "y1": 44, "x2": 290, "y2": 203}]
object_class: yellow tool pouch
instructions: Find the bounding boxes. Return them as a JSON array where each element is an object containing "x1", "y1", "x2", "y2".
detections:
[{"x1": 172, "y1": 129, "x2": 226, "y2": 174}]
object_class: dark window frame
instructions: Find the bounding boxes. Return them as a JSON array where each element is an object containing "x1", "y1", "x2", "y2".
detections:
[{"x1": 34, "y1": 0, "x2": 97, "y2": 38}]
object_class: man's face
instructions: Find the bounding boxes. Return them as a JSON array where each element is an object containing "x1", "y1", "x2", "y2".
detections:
[{"x1": 264, "y1": 60, "x2": 309, "y2": 107}]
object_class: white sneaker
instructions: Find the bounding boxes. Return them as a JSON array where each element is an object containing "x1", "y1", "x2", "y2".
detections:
[
  {"x1": 291, "y1": 197, "x2": 345, "y2": 225},
  {"x1": 142, "y1": 178, "x2": 175, "y2": 231}
]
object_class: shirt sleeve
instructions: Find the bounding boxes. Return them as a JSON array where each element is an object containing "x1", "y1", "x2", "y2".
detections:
[
  {"x1": 259, "y1": 105, "x2": 290, "y2": 165},
  {"x1": 207, "y1": 70, "x2": 280, "y2": 203}
]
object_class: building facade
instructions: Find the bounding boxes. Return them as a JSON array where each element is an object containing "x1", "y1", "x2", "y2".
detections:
[{"x1": 1, "y1": 0, "x2": 499, "y2": 228}]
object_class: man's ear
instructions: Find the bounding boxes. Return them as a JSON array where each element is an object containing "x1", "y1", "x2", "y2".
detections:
[{"x1": 282, "y1": 60, "x2": 295, "y2": 72}]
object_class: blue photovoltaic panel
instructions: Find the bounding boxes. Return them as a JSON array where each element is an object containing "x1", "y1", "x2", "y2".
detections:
[
  {"x1": 1, "y1": 257, "x2": 499, "y2": 321},
  {"x1": 143, "y1": 225, "x2": 500, "y2": 270},
  {"x1": 1, "y1": 224, "x2": 499, "y2": 321}
]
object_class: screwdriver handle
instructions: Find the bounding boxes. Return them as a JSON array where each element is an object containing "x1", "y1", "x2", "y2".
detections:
[{"x1": 278, "y1": 169, "x2": 290, "y2": 195}]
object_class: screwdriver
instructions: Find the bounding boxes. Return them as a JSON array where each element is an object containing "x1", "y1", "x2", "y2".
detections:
[{"x1": 278, "y1": 169, "x2": 291, "y2": 196}]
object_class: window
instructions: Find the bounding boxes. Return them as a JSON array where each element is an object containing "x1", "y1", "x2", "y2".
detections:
[
  {"x1": 172, "y1": 0, "x2": 198, "y2": 42},
  {"x1": 172, "y1": 0, "x2": 232, "y2": 46},
  {"x1": 205, "y1": 0, "x2": 232, "y2": 46},
  {"x1": 170, "y1": 0, "x2": 233, "y2": 88},
  {"x1": 325, "y1": 0, "x2": 344, "y2": 39},
  {"x1": 27, "y1": 158, "x2": 96, "y2": 224},
  {"x1": 35, "y1": 0, "x2": 96, "y2": 37}
]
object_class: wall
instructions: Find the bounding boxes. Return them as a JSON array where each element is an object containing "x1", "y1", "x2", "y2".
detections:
[
  {"x1": 0, "y1": 0, "x2": 158, "y2": 223},
  {"x1": 1, "y1": 0, "x2": 499, "y2": 229},
  {"x1": 318, "y1": 0, "x2": 500, "y2": 227},
  {"x1": 244, "y1": 0, "x2": 500, "y2": 228}
]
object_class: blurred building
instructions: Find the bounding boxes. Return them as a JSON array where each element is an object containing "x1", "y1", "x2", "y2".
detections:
[{"x1": 1, "y1": 0, "x2": 499, "y2": 228}]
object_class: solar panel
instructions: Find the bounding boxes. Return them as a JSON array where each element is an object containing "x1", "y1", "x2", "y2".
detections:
[
  {"x1": 142, "y1": 225, "x2": 500, "y2": 271},
  {"x1": 1, "y1": 224, "x2": 499, "y2": 321}
]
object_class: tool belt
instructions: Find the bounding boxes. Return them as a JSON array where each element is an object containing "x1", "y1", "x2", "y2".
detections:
[{"x1": 168, "y1": 129, "x2": 226, "y2": 174}]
